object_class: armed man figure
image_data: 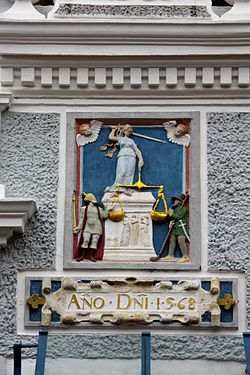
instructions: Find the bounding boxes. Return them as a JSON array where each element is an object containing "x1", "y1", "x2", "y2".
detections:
[
  {"x1": 74, "y1": 193, "x2": 108, "y2": 262},
  {"x1": 164, "y1": 193, "x2": 190, "y2": 263}
]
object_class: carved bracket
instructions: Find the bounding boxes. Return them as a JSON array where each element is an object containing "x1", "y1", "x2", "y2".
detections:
[{"x1": 0, "y1": 190, "x2": 37, "y2": 247}]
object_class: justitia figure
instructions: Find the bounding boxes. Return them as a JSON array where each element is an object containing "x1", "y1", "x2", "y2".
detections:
[
  {"x1": 164, "y1": 193, "x2": 190, "y2": 263},
  {"x1": 74, "y1": 193, "x2": 108, "y2": 262},
  {"x1": 105, "y1": 124, "x2": 144, "y2": 192}
]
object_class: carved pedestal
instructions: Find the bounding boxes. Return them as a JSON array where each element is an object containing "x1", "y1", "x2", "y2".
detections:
[{"x1": 102, "y1": 191, "x2": 155, "y2": 261}]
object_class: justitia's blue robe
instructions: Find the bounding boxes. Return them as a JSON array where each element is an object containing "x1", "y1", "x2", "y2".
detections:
[{"x1": 106, "y1": 136, "x2": 137, "y2": 191}]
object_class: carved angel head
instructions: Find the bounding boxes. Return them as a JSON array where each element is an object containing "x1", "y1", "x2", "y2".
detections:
[
  {"x1": 163, "y1": 120, "x2": 190, "y2": 147},
  {"x1": 76, "y1": 120, "x2": 103, "y2": 147},
  {"x1": 79, "y1": 122, "x2": 92, "y2": 137},
  {"x1": 174, "y1": 123, "x2": 189, "y2": 138}
]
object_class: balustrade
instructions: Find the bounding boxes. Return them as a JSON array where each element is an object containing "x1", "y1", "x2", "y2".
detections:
[
  {"x1": 222, "y1": 0, "x2": 250, "y2": 19},
  {"x1": 0, "y1": 0, "x2": 45, "y2": 19},
  {"x1": 0, "y1": 0, "x2": 249, "y2": 23}
]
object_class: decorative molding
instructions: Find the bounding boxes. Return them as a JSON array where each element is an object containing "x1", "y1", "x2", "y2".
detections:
[
  {"x1": 54, "y1": 4, "x2": 211, "y2": 19},
  {"x1": 0, "y1": 197, "x2": 37, "y2": 247},
  {"x1": 1, "y1": 22, "x2": 250, "y2": 47},
  {"x1": 1, "y1": 65, "x2": 250, "y2": 97},
  {"x1": 0, "y1": 92, "x2": 12, "y2": 112},
  {"x1": 21, "y1": 67, "x2": 35, "y2": 87}
]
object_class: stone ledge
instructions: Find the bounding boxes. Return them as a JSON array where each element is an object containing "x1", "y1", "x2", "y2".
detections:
[
  {"x1": 0, "y1": 92, "x2": 12, "y2": 112},
  {"x1": 0, "y1": 199, "x2": 37, "y2": 247}
]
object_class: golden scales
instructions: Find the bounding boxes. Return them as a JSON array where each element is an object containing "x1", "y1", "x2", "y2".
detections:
[{"x1": 108, "y1": 170, "x2": 168, "y2": 222}]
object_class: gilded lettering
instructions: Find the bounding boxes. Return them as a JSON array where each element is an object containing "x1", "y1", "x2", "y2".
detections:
[
  {"x1": 177, "y1": 297, "x2": 186, "y2": 310},
  {"x1": 134, "y1": 297, "x2": 144, "y2": 309},
  {"x1": 156, "y1": 297, "x2": 161, "y2": 310},
  {"x1": 116, "y1": 294, "x2": 131, "y2": 310},
  {"x1": 145, "y1": 296, "x2": 149, "y2": 310},
  {"x1": 188, "y1": 297, "x2": 196, "y2": 310},
  {"x1": 81, "y1": 296, "x2": 93, "y2": 309},
  {"x1": 93, "y1": 297, "x2": 105, "y2": 309},
  {"x1": 165, "y1": 297, "x2": 174, "y2": 310},
  {"x1": 68, "y1": 293, "x2": 81, "y2": 310}
]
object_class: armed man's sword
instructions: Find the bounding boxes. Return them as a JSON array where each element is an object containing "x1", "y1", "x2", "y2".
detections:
[{"x1": 178, "y1": 220, "x2": 190, "y2": 242}]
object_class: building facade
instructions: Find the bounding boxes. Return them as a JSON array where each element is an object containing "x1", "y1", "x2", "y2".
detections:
[{"x1": 0, "y1": 0, "x2": 250, "y2": 374}]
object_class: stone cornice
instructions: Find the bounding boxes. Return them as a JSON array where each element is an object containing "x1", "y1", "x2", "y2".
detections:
[
  {"x1": 1, "y1": 64, "x2": 250, "y2": 100},
  {"x1": 0, "y1": 21, "x2": 250, "y2": 47},
  {"x1": 1, "y1": 20, "x2": 250, "y2": 100},
  {"x1": 1, "y1": 64, "x2": 250, "y2": 102},
  {"x1": 0, "y1": 92, "x2": 12, "y2": 112},
  {"x1": 0, "y1": 199, "x2": 37, "y2": 247}
]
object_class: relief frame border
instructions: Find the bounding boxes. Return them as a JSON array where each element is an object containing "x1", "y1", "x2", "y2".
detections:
[
  {"x1": 24, "y1": 275, "x2": 238, "y2": 329},
  {"x1": 64, "y1": 111, "x2": 201, "y2": 270}
]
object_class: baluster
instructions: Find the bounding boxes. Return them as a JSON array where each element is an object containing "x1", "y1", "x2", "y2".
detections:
[
  {"x1": 0, "y1": 0, "x2": 45, "y2": 19},
  {"x1": 222, "y1": 0, "x2": 250, "y2": 19}
]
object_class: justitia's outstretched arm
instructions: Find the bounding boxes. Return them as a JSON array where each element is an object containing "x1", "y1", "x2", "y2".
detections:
[{"x1": 108, "y1": 127, "x2": 119, "y2": 142}]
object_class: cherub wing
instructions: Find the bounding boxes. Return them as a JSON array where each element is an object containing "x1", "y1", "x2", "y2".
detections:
[
  {"x1": 163, "y1": 121, "x2": 190, "y2": 147},
  {"x1": 76, "y1": 120, "x2": 103, "y2": 147}
]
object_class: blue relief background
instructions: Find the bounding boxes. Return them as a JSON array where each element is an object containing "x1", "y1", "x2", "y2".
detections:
[
  {"x1": 201, "y1": 281, "x2": 234, "y2": 323},
  {"x1": 81, "y1": 126, "x2": 184, "y2": 255},
  {"x1": 29, "y1": 280, "x2": 61, "y2": 323}
]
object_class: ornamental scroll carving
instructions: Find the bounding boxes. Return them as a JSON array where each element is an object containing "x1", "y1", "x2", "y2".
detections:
[{"x1": 35, "y1": 277, "x2": 223, "y2": 328}]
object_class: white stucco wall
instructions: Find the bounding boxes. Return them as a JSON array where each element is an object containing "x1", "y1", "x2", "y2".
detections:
[{"x1": 5, "y1": 358, "x2": 246, "y2": 375}]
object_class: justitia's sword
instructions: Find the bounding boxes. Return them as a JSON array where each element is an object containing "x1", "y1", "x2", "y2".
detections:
[
  {"x1": 132, "y1": 131, "x2": 168, "y2": 144},
  {"x1": 107, "y1": 125, "x2": 168, "y2": 144}
]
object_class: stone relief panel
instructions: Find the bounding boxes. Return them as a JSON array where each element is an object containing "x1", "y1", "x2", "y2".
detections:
[
  {"x1": 25, "y1": 276, "x2": 238, "y2": 329},
  {"x1": 64, "y1": 113, "x2": 201, "y2": 270}
]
